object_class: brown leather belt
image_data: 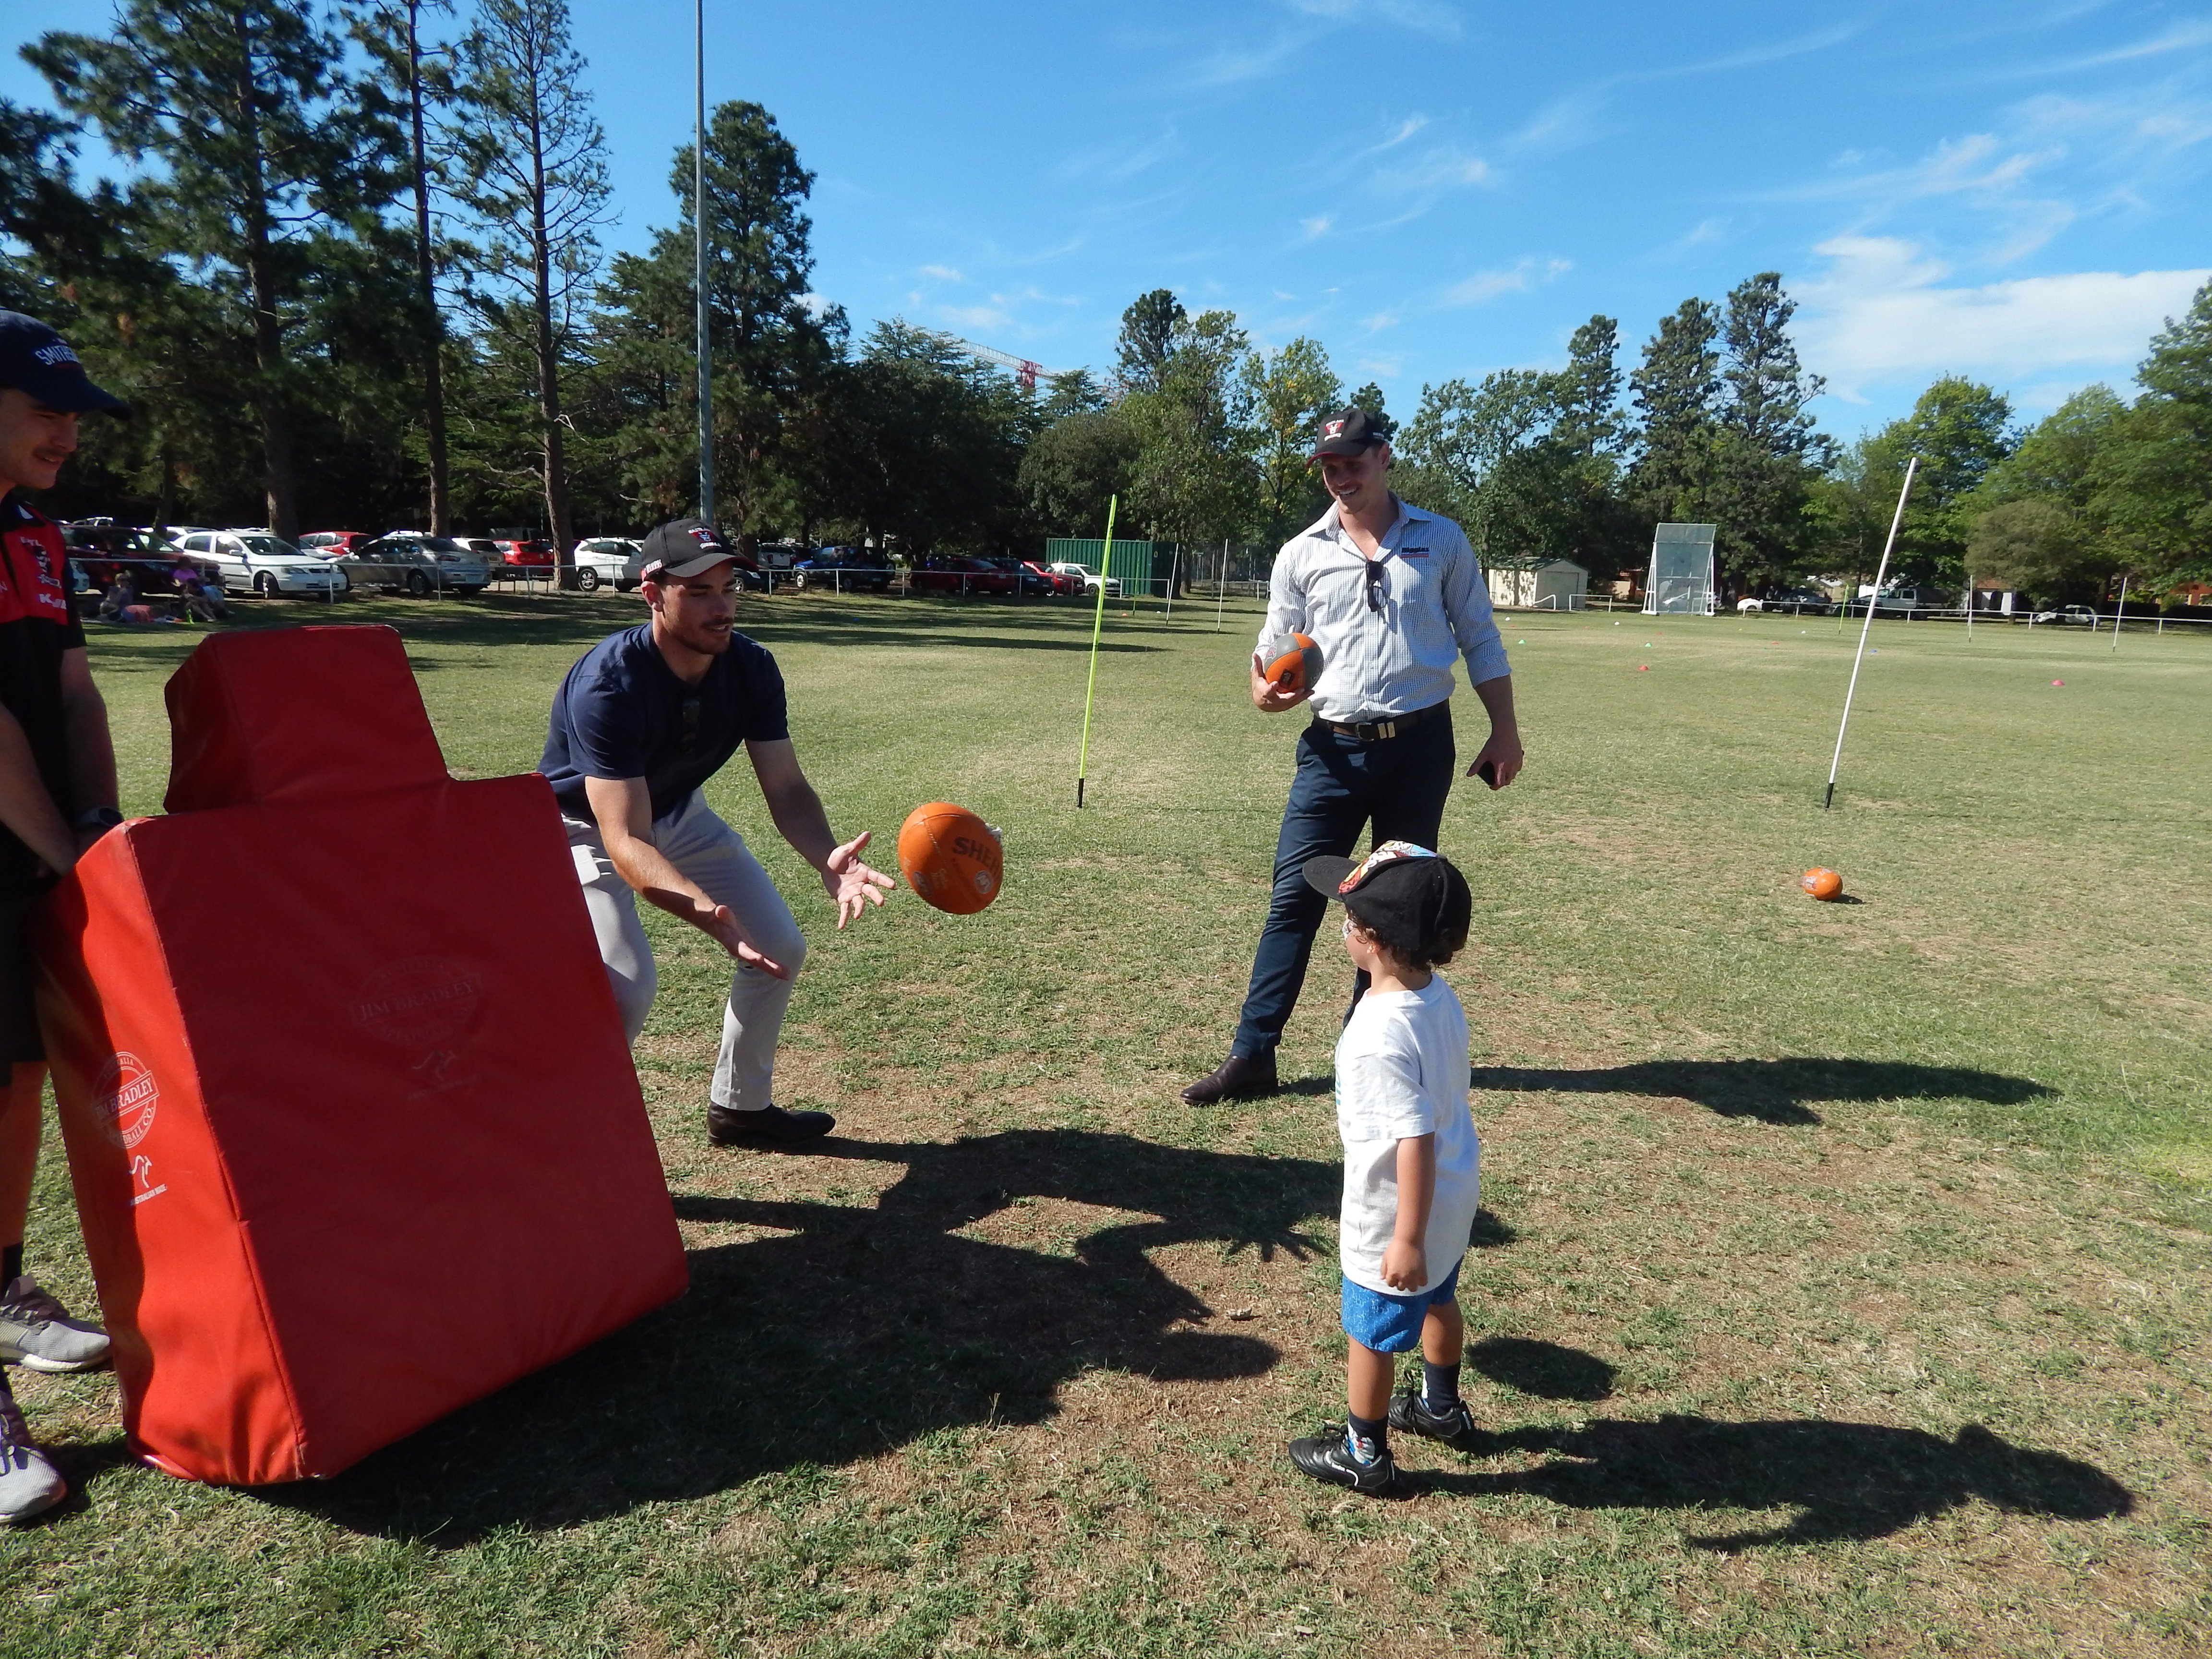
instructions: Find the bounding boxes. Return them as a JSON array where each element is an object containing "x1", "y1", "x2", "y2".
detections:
[{"x1": 1310, "y1": 701, "x2": 1445, "y2": 742}]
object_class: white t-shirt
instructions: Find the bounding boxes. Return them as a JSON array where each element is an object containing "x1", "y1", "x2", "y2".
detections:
[{"x1": 1334, "y1": 977, "x2": 1480, "y2": 1297}]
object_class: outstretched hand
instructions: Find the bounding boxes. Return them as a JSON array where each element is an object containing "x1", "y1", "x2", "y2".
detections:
[
  {"x1": 703, "y1": 903, "x2": 791, "y2": 979},
  {"x1": 822, "y1": 829, "x2": 896, "y2": 928}
]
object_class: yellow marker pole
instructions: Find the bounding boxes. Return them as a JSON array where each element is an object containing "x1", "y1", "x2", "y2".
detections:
[{"x1": 1075, "y1": 495, "x2": 1117, "y2": 808}]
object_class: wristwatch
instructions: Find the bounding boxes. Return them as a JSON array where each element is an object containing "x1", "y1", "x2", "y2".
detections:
[{"x1": 73, "y1": 805, "x2": 124, "y2": 833}]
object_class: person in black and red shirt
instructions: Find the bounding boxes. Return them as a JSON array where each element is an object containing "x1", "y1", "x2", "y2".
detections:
[{"x1": 0, "y1": 312, "x2": 128, "y2": 1522}]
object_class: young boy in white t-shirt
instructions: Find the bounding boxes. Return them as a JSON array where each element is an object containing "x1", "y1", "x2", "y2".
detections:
[{"x1": 1289, "y1": 841, "x2": 1484, "y2": 1495}]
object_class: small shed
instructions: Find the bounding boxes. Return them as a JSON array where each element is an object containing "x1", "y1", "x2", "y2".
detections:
[{"x1": 1485, "y1": 556, "x2": 1589, "y2": 612}]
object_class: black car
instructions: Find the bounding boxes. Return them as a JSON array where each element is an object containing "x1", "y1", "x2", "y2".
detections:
[{"x1": 793, "y1": 547, "x2": 894, "y2": 593}]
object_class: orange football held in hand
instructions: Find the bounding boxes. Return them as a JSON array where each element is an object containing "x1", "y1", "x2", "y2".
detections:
[
  {"x1": 1265, "y1": 632, "x2": 1323, "y2": 696},
  {"x1": 897, "y1": 803, "x2": 1003, "y2": 914},
  {"x1": 1799, "y1": 867, "x2": 1844, "y2": 901}
]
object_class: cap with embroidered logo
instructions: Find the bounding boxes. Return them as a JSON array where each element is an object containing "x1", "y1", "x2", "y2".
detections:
[
  {"x1": 1302, "y1": 840, "x2": 1471, "y2": 963},
  {"x1": 0, "y1": 311, "x2": 128, "y2": 415},
  {"x1": 638, "y1": 517, "x2": 736, "y2": 581},
  {"x1": 1308, "y1": 407, "x2": 1388, "y2": 459}
]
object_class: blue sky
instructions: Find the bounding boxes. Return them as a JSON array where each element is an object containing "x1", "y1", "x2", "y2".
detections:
[{"x1": 8, "y1": 1, "x2": 2209, "y2": 440}]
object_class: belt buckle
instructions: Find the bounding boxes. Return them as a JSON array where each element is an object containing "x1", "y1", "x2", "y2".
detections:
[{"x1": 1377, "y1": 720, "x2": 1397, "y2": 739}]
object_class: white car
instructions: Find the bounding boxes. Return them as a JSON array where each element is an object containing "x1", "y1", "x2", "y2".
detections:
[
  {"x1": 1046, "y1": 561, "x2": 1121, "y2": 598},
  {"x1": 169, "y1": 530, "x2": 348, "y2": 600},
  {"x1": 572, "y1": 538, "x2": 643, "y2": 592}
]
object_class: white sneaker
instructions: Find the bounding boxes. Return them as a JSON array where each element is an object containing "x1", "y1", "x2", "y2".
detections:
[
  {"x1": 0, "y1": 1277, "x2": 111, "y2": 1373},
  {"x1": 0, "y1": 1376, "x2": 64, "y2": 1522}
]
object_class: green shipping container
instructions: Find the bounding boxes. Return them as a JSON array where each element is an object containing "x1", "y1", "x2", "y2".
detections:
[{"x1": 1045, "y1": 537, "x2": 1154, "y2": 599}]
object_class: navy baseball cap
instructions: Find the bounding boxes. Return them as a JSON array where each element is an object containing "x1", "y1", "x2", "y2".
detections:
[
  {"x1": 638, "y1": 517, "x2": 735, "y2": 580},
  {"x1": 1309, "y1": 407, "x2": 1387, "y2": 458},
  {"x1": 0, "y1": 312, "x2": 128, "y2": 414}
]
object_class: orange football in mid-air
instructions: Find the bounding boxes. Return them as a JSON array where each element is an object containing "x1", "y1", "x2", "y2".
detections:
[
  {"x1": 1799, "y1": 867, "x2": 1844, "y2": 901},
  {"x1": 1264, "y1": 632, "x2": 1323, "y2": 696},
  {"x1": 897, "y1": 803, "x2": 1003, "y2": 915}
]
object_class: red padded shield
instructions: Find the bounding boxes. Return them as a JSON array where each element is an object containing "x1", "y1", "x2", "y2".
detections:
[{"x1": 34, "y1": 625, "x2": 685, "y2": 1484}]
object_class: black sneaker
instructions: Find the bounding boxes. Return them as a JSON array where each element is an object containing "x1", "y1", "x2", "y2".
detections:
[
  {"x1": 1388, "y1": 1388, "x2": 1490, "y2": 1455},
  {"x1": 1288, "y1": 1425, "x2": 1396, "y2": 1495},
  {"x1": 707, "y1": 1103, "x2": 836, "y2": 1147}
]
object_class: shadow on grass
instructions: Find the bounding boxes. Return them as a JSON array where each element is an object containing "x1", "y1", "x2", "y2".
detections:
[
  {"x1": 1468, "y1": 1058, "x2": 2055, "y2": 1126},
  {"x1": 1467, "y1": 1336, "x2": 1615, "y2": 1401},
  {"x1": 254, "y1": 1129, "x2": 1334, "y2": 1544},
  {"x1": 1415, "y1": 1414, "x2": 2131, "y2": 1546}
]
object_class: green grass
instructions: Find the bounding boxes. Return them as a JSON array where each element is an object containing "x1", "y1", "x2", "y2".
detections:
[{"x1": 4, "y1": 591, "x2": 2208, "y2": 1657}]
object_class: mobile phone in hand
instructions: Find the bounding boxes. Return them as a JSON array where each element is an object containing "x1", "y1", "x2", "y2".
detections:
[{"x1": 1475, "y1": 758, "x2": 1501, "y2": 788}]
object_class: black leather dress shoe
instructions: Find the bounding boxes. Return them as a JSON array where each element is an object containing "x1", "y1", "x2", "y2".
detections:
[
  {"x1": 707, "y1": 1102, "x2": 836, "y2": 1146},
  {"x1": 1179, "y1": 1051, "x2": 1278, "y2": 1105}
]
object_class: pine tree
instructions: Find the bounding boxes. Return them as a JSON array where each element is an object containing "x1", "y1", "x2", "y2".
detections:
[
  {"x1": 1627, "y1": 298, "x2": 1720, "y2": 525},
  {"x1": 27, "y1": 0, "x2": 392, "y2": 538},
  {"x1": 1553, "y1": 316, "x2": 1621, "y2": 457},
  {"x1": 1115, "y1": 290, "x2": 1184, "y2": 395},
  {"x1": 443, "y1": 0, "x2": 610, "y2": 573},
  {"x1": 1708, "y1": 272, "x2": 1829, "y2": 590}
]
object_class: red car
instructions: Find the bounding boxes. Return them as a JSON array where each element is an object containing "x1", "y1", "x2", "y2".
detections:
[
  {"x1": 911, "y1": 556, "x2": 1017, "y2": 597},
  {"x1": 297, "y1": 531, "x2": 372, "y2": 559},
  {"x1": 494, "y1": 538, "x2": 554, "y2": 567}
]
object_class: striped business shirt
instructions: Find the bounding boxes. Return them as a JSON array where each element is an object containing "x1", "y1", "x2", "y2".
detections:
[{"x1": 1257, "y1": 498, "x2": 1510, "y2": 725}]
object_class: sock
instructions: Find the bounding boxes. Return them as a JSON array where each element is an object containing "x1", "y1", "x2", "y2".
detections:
[
  {"x1": 1345, "y1": 1410, "x2": 1388, "y2": 1464},
  {"x1": 1422, "y1": 1361, "x2": 1462, "y2": 1410},
  {"x1": 1, "y1": 1243, "x2": 20, "y2": 1289}
]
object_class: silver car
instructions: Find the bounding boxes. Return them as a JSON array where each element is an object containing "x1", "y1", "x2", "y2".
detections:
[
  {"x1": 170, "y1": 530, "x2": 348, "y2": 600},
  {"x1": 338, "y1": 534, "x2": 492, "y2": 597}
]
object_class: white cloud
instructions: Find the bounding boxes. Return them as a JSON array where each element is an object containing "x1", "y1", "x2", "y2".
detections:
[
  {"x1": 1442, "y1": 256, "x2": 1572, "y2": 306},
  {"x1": 1377, "y1": 146, "x2": 1492, "y2": 193},
  {"x1": 1282, "y1": 0, "x2": 1463, "y2": 39},
  {"x1": 1298, "y1": 214, "x2": 1333, "y2": 241},
  {"x1": 1795, "y1": 236, "x2": 2211, "y2": 397},
  {"x1": 918, "y1": 264, "x2": 965, "y2": 283},
  {"x1": 938, "y1": 303, "x2": 1013, "y2": 333}
]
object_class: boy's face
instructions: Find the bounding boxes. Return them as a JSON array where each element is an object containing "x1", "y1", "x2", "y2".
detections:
[{"x1": 1340, "y1": 909, "x2": 1389, "y2": 975}]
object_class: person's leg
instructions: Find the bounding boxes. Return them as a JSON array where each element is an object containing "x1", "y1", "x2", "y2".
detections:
[
  {"x1": 1227, "y1": 730, "x2": 1374, "y2": 1058},
  {"x1": 1342, "y1": 708, "x2": 1459, "y2": 1022},
  {"x1": 653, "y1": 795, "x2": 808, "y2": 1117},
  {"x1": 1388, "y1": 1270, "x2": 1485, "y2": 1451},
  {"x1": 566, "y1": 818, "x2": 657, "y2": 1042},
  {"x1": 1291, "y1": 1275, "x2": 1414, "y2": 1491},
  {"x1": 1419, "y1": 1298, "x2": 1466, "y2": 1399},
  {"x1": 0, "y1": 1065, "x2": 37, "y2": 1281},
  {"x1": 1346, "y1": 1337, "x2": 1395, "y2": 1424}
]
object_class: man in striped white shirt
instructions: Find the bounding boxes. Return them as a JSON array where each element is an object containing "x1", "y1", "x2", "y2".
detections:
[{"x1": 1182, "y1": 408, "x2": 1525, "y2": 1105}]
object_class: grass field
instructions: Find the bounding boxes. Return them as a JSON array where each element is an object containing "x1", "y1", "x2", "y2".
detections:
[{"x1": 4, "y1": 589, "x2": 2208, "y2": 1658}]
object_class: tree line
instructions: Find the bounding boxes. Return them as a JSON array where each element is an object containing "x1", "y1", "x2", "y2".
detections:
[{"x1": 2, "y1": 0, "x2": 2204, "y2": 603}]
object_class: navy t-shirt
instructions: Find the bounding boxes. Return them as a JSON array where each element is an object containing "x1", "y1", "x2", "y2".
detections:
[
  {"x1": 0, "y1": 494, "x2": 87, "y2": 897},
  {"x1": 540, "y1": 623, "x2": 789, "y2": 821}
]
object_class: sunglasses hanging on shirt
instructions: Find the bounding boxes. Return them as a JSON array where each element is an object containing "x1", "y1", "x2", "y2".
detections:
[{"x1": 1362, "y1": 557, "x2": 1388, "y2": 614}]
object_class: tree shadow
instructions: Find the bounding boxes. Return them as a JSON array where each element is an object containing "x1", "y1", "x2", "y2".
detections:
[
  {"x1": 1414, "y1": 1414, "x2": 2131, "y2": 1547},
  {"x1": 252, "y1": 1130, "x2": 1335, "y2": 1544},
  {"x1": 1467, "y1": 1336, "x2": 1614, "y2": 1401},
  {"x1": 1467, "y1": 1058, "x2": 2054, "y2": 1127}
]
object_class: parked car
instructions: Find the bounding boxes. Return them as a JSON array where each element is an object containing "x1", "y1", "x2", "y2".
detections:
[
  {"x1": 2030, "y1": 603, "x2": 2099, "y2": 625},
  {"x1": 169, "y1": 529, "x2": 347, "y2": 600},
  {"x1": 572, "y1": 538, "x2": 643, "y2": 592},
  {"x1": 1737, "y1": 588, "x2": 1836, "y2": 615},
  {"x1": 912, "y1": 556, "x2": 1018, "y2": 597},
  {"x1": 491, "y1": 537, "x2": 555, "y2": 572},
  {"x1": 1046, "y1": 560, "x2": 1120, "y2": 598},
  {"x1": 982, "y1": 557, "x2": 1061, "y2": 597},
  {"x1": 753, "y1": 541, "x2": 807, "y2": 585},
  {"x1": 1025, "y1": 560, "x2": 1085, "y2": 597},
  {"x1": 792, "y1": 547, "x2": 893, "y2": 593},
  {"x1": 297, "y1": 531, "x2": 373, "y2": 559},
  {"x1": 61, "y1": 522, "x2": 185, "y2": 593},
  {"x1": 337, "y1": 533, "x2": 491, "y2": 596}
]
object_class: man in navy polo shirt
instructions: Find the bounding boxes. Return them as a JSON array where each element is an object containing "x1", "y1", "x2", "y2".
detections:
[
  {"x1": 1181, "y1": 408, "x2": 1525, "y2": 1106},
  {"x1": 0, "y1": 311, "x2": 130, "y2": 1523},
  {"x1": 541, "y1": 518, "x2": 894, "y2": 1148}
]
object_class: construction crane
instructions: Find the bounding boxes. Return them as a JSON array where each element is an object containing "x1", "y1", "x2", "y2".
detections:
[{"x1": 948, "y1": 337, "x2": 1051, "y2": 391}]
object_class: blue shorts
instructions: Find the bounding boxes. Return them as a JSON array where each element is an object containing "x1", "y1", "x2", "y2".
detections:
[{"x1": 1341, "y1": 1263, "x2": 1462, "y2": 1353}]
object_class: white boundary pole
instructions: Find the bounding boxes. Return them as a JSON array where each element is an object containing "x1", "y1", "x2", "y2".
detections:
[
  {"x1": 1214, "y1": 539, "x2": 1229, "y2": 633},
  {"x1": 2111, "y1": 575, "x2": 2128, "y2": 652},
  {"x1": 1824, "y1": 456, "x2": 1918, "y2": 810}
]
